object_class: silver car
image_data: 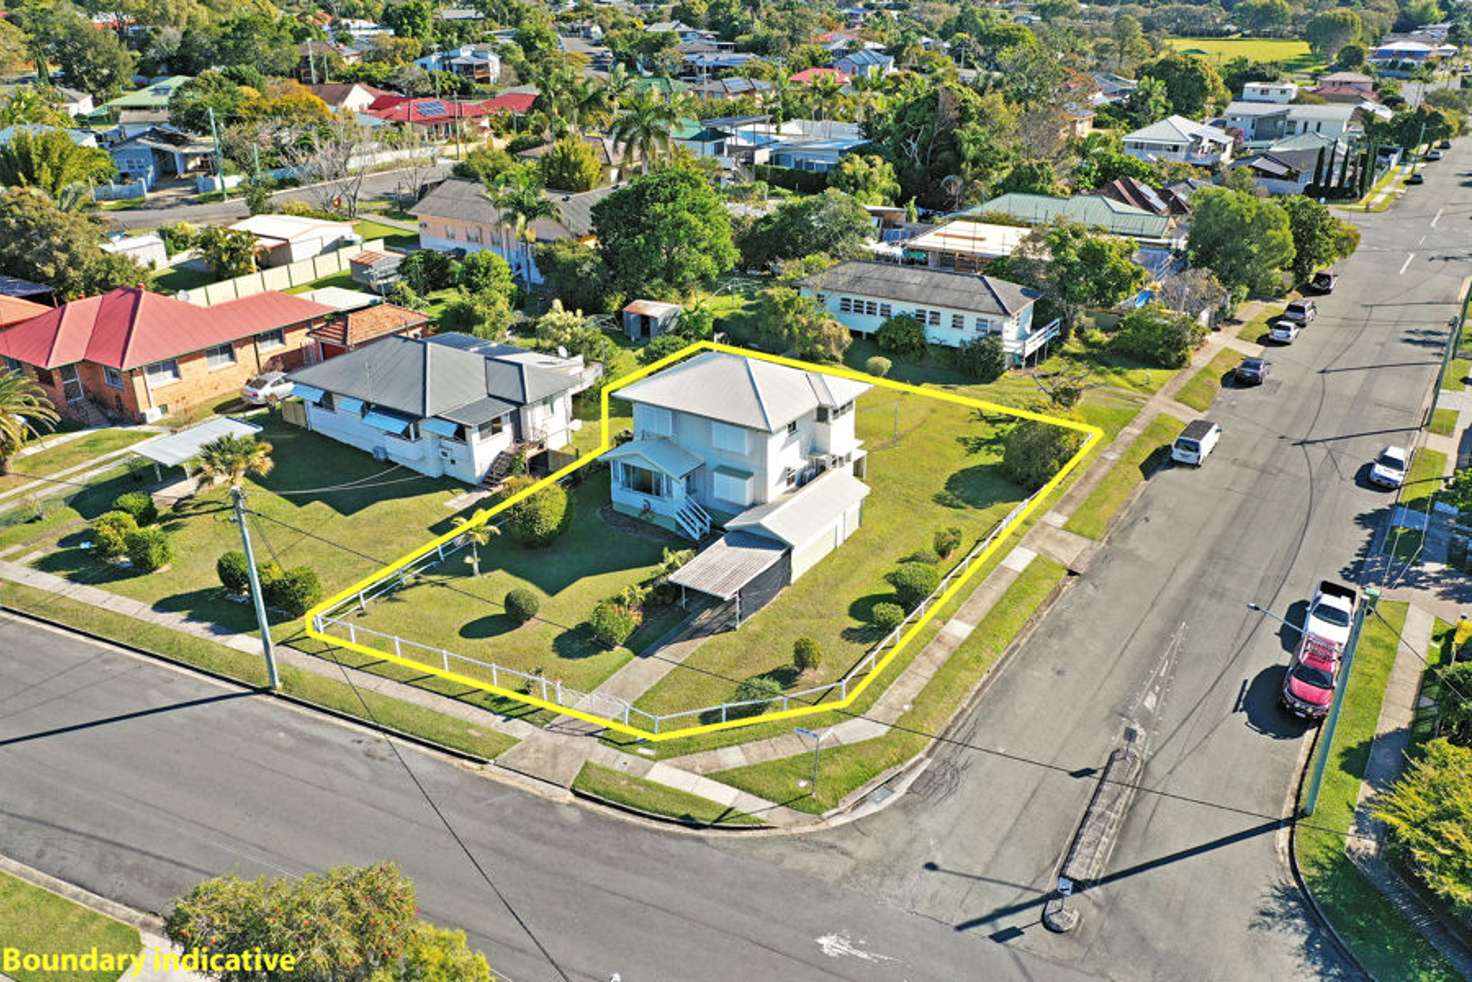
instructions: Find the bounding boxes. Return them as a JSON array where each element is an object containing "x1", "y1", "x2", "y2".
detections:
[{"x1": 241, "y1": 371, "x2": 293, "y2": 405}]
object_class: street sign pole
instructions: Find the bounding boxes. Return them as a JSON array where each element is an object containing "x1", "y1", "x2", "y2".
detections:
[{"x1": 795, "y1": 727, "x2": 827, "y2": 796}]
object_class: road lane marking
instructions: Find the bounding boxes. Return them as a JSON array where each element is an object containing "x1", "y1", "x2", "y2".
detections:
[
  {"x1": 1431, "y1": 207, "x2": 1443, "y2": 228},
  {"x1": 1419, "y1": 233, "x2": 1428, "y2": 246},
  {"x1": 1400, "y1": 253, "x2": 1416, "y2": 274}
]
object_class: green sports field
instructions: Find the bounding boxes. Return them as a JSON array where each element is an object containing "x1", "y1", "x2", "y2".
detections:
[{"x1": 1167, "y1": 37, "x2": 1321, "y2": 72}]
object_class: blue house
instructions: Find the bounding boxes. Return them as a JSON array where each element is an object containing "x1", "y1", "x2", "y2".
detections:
[
  {"x1": 108, "y1": 126, "x2": 213, "y2": 190},
  {"x1": 831, "y1": 48, "x2": 894, "y2": 77}
]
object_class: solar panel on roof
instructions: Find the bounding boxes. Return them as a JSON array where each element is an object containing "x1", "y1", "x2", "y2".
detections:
[{"x1": 418, "y1": 100, "x2": 448, "y2": 117}]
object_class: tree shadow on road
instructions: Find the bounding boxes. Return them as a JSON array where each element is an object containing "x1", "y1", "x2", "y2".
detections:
[{"x1": 1251, "y1": 880, "x2": 1361, "y2": 980}]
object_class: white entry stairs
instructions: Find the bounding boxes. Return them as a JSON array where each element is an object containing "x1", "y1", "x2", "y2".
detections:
[{"x1": 675, "y1": 498, "x2": 712, "y2": 540}]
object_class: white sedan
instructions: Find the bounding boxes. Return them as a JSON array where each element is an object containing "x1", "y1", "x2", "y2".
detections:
[
  {"x1": 1269, "y1": 320, "x2": 1301, "y2": 344},
  {"x1": 1369, "y1": 446, "x2": 1409, "y2": 489},
  {"x1": 241, "y1": 371, "x2": 294, "y2": 405}
]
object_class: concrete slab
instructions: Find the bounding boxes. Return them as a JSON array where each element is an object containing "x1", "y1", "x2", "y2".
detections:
[{"x1": 1001, "y1": 545, "x2": 1038, "y2": 573}]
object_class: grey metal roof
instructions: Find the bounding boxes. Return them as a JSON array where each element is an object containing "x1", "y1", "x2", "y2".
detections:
[
  {"x1": 668, "y1": 530, "x2": 787, "y2": 600},
  {"x1": 603, "y1": 438, "x2": 703, "y2": 476},
  {"x1": 613, "y1": 352, "x2": 870, "y2": 432},
  {"x1": 410, "y1": 178, "x2": 616, "y2": 238},
  {"x1": 289, "y1": 333, "x2": 577, "y2": 421},
  {"x1": 727, "y1": 469, "x2": 870, "y2": 547},
  {"x1": 799, "y1": 260, "x2": 1037, "y2": 317},
  {"x1": 964, "y1": 193, "x2": 1171, "y2": 240}
]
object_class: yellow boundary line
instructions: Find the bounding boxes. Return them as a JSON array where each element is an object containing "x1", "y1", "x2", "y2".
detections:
[{"x1": 303, "y1": 340, "x2": 1101, "y2": 741}]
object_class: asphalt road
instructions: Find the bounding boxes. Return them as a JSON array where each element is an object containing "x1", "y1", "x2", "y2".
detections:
[
  {"x1": 0, "y1": 615, "x2": 1101, "y2": 982},
  {"x1": 742, "y1": 144, "x2": 1472, "y2": 977}
]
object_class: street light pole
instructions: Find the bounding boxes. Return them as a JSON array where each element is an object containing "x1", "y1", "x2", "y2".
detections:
[
  {"x1": 795, "y1": 727, "x2": 828, "y2": 795},
  {"x1": 233, "y1": 487, "x2": 279, "y2": 691}
]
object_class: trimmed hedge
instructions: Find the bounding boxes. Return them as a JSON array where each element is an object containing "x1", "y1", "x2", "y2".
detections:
[
  {"x1": 92, "y1": 510, "x2": 138, "y2": 559},
  {"x1": 113, "y1": 491, "x2": 158, "y2": 526},
  {"x1": 124, "y1": 527, "x2": 171, "y2": 571}
]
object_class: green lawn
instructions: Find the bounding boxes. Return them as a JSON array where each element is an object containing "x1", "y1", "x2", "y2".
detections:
[
  {"x1": 1237, "y1": 311, "x2": 1275, "y2": 342},
  {"x1": 633, "y1": 390, "x2": 1024, "y2": 720},
  {"x1": 1174, "y1": 349, "x2": 1242, "y2": 412},
  {"x1": 1428, "y1": 407, "x2": 1459, "y2": 437},
  {"x1": 1296, "y1": 601, "x2": 1462, "y2": 980},
  {"x1": 0, "y1": 465, "x2": 139, "y2": 551},
  {"x1": 149, "y1": 262, "x2": 217, "y2": 296},
  {"x1": 0, "y1": 428, "x2": 155, "y2": 494},
  {"x1": 284, "y1": 271, "x2": 356, "y2": 295},
  {"x1": 1064, "y1": 413, "x2": 1186, "y2": 540},
  {"x1": 1167, "y1": 36, "x2": 1321, "y2": 72},
  {"x1": 1402, "y1": 447, "x2": 1448, "y2": 512},
  {"x1": 1, "y1": 581, "x2": 518, "y2": 759},
  {"x1": 711, "y1": 555, "x2": 1068, "y2": 813},
  {"x1": 1441, "y1": 357, "x2": 1469, "y2": 392},
  {"x1": 573, "y1": 762, "x2": 763, "y2": 826},
  {"x1": 0, "y1": 870, "x2": 140, "y2": 982},
  {"x1": 352, "y1": 220, "x2": 416, "y2": 251}
]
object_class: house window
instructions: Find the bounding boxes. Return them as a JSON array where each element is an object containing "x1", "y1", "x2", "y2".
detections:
[
  {"x1": 712, "y1": 469, "x2": 752, "y2": 505},
  {"x1": 445, "y1": 226, "x2": 457, "y2": 241},
  {"x1": 951, "y1": 314, "x2": 965, "y2": 331},
  {"x1": 865, "y1": 300, "x2": 879, "y2": 316},
  {"x1": 4, "y1": 358, "x2": 21, "y2": 373},
  {"x1": 466, "y1": 226, "x2": 482, "y2": 243},
  {"x1": 839, "y1": 297, "x2": 853, "y2": 313},
  {"x1": 103, "y1": 366, "x2": 123, "y2": 389},
  {"x1": 636, "y1": 404, "x2": 672, "y2": 437},
  {"x1": 206, "y1": 343, "x2": 236, "y2": 370},
  {"x1": 879, "y1": 303, "x2": 891, "y2": 318},
  {"x1": 787, "y1": 419, "x2": 798, "y2": 435},
  {"x1": 478, "y1": 415, "x2": 505, "y2": 438},
  {"x1": 145, "y1": 359, "x2": 181, "y2": 387},
  {"x1": 619, "y1": 462, "x2": 665, "y2": 496},
  {"x1": 711, "y1": 421, "x2": 747, "y2": 453},
  {"x1": 974, "y1": 317, "x2": 993, "y2": 334},
  {"x1": 256, "y1": 329, "x2": 285, "y2": 351}
]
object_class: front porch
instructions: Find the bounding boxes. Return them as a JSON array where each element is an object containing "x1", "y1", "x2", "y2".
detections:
[{"x1": 605, "y1": 439, "x2": 715, "y2": 540}]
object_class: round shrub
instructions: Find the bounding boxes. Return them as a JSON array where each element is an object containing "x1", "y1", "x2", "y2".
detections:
[
  {"x1": 954, "y1": 334, "x2": 1006, "y2": 383},
  {"x1": 1002, "y1": 419, "x2": 1086, "y2": 493},
  {"x1": 113, "y1": 491, "x2": 158, "y2": 526},
  {"x1": 886, "y1": 561, "x2": 941, "y2": 610},
  {"x1": 793, "y1": 636, "x2": 821, "y2": 673},
  {"x1": 505, "y1": 587, "x2": 540, "y2": 624},
  {"x1": 264, "y1": 566, "x2": 321, "y2": 617},
  {"x1": 864, "y1": 355, "x2": 891, "y2": 378},
  {"x1": 589, "y1": 600, "x2": 640, "y2": 647},
  {"x1": 733, "y1": 675, "x2": 785, "y2": 715},
  {"x1": 501, "y1": 476, "x2": 571, "y2": 548},
  {"x1": 91, "y1": 510, "x2": 138, "y2": 559},
  {"x1": 933, "y1": 527, "x2": 963, "y2": 560},
  {"x1": 875, "y1": 314, "x2": 926, "y2": 359},
  {"x1": 216, "y1": 550, "x2": 250, "y2": 594},
  {"x1": 871, "y1": 601, "x2": 906, "y2": 631},
  {"x1": 124, "y1": 527, "x2": 172, "y2": 572}
]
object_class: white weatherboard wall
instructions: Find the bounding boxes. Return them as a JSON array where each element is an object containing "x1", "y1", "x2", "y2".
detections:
[
  {"x1": 187, "y1": 240, "x2": 386, "y2": 307},
  {"x1": 304, "y1": 398, "x2": 512, "y2": 483},
  {"x1": 789, "y1": 500, "x2": 863, "y2": 580},
  {"x1": 803, "y1": 286, "x2": 1031, "y2": 350}
]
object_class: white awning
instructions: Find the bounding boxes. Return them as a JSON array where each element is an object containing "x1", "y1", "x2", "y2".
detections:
[{"x1": 130, "y1": 417, "x2": 263, "y2": 469}]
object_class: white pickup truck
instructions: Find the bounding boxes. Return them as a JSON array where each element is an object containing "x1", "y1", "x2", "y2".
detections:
[{"x1": 1304, "y1": 580, "x2": 1357, "y2": 648}]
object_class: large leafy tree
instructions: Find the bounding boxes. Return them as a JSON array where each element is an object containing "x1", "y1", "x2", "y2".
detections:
[
  {"x1": 175, "y1": 11, "x2": 300, "y2": 77},
  {"x1": 1279, "y1": 195, "x2": 1360, "y2": 283},
  {"x1": 20, "y1": 2, "x2": 136, "y2": 100},
  {"x1": 0, "y1": 129, "x2": 115, "y2": 204},
  {"x1": 739, "y1": 189, "x2": 872, "y2": 269},
  {"x1": 1367, "y1": 106, "x2": 1458, "y2": 151},
  {"x1": 1373, "y1": 739, "x2": 1472, "y2": 918},
  {"x1": 0, "y1": 89, "x2": 70, "y2": 129},
  {"x1": 0, "y1": 19, "x2": 28, "y2": 77},
  {"x1": 195, "y1": 226, "x2": 258, "y2": 279},
  {"x1": 993, "y1": 219, "x2": 1146, "y2": 333},
  {"x1": 592, "y1": 161, "x2": 737, "y2": 298},
  {"x1": 1138, "y1": 54, "x2": 1228, "y2": 119},
  {"x1": 1306, "y1": 9, "x2": 1363, "y2": 59},
  {"x1": 828, "y1": 154, "x2": 900, "y2": 205},
  {"x1": 0, "y1": 188, "x2": 141, "y2": 300},
  {"x1": 168, "y1": 72, "x2": 249, "y2": 134},
  {"x1": 756, "y1": 287, "x2": 850, "y2": 361},
  {"x1": 1186, "y1": 188, "x2": 1295, "y2": 297},
  {"x1": 539, "y1": 136, "x2": 601, "y2": 192}
]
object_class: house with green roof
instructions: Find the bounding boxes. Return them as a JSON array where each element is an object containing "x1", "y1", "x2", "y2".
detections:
[
  {"x1": 958, "y1": 193, "x2": 1178, "y2": 246},
  {"x1": 672, "y1": 119, "x2": 731, "y2": 159},
  {"x1": 93, "y1": 76, "x2": 193, "y2": 125}
]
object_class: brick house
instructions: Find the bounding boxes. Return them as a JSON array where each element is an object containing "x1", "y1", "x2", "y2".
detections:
[
  {"x1": 307, "y1": 302, "x2": 430, "y2": 362},
  {"x1": 0, "y1": 287, "x2": 333, "y2": 423}
]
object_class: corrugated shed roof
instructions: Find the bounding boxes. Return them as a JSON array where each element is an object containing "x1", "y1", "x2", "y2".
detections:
[
  {"x1": 799, "y1": 260, "x2": 1038, "y2": 316},
  {"x1": 410, "y1": 179, "x2": 615, "y2": 239},
  {"x1": 668, "y1": 530, "x2": 787, "y2": 600},
  {"x1": 966, "y1": 193, "x2": 1171, "y2": 239},
  {"x1": 727, "y1": 469, "x2": 870, "y2": 548}
]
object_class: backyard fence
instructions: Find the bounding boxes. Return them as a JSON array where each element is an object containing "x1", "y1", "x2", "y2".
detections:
[
  {"x1": 181, "y1": 239, "x2": 386, "y2": 307},
  {"x1": 311, "y1": 489, "x2": 1039, "y2": 736}
]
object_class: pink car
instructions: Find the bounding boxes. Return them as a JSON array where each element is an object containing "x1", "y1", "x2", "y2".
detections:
[{"x1": 1281, "y1": 635, "x2": 1341, "y2": 720}]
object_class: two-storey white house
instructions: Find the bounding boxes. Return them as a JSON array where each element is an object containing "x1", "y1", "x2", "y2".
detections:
[
  {"x1": 288, "y1": 333, "x2": 596, "y2": 485},
  {"x1": 798, "y1": 260, "x2": 1057, "y2": 367},
  {"x1": 601, "y1": 353, "x2": 872, "y2": 617}
]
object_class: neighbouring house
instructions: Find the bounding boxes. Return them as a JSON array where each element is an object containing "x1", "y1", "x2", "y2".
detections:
[
  {"x1": 515, "y1": 134, "x2": 640, "y2": 186},
  {"x1": 623, "y1": 300, "x2": 682, "y2": 340},
  {"x1": 348, "y1": 250, "x2": 404, "y2": 291},
  {"x1": 1096, "y1": 176, "x2": 1191, "y2": 218},
  {"x1": 958, "y1": 193, "x2": 1175, "y2": 246},
  {"x1": 0, "y1": 295, "x2": 50, "y2": 330},
  {"x1": 0, "y1": 276, "x2": 54, "y2": 304},
  {"x1": 831, "y1": 48, "x2": 894, "y2": 77},
  {"x1": 1370, "y1": 38, "x2": 1456, "y2": 73},
  {"x1": 229, "y1": 215, "x2": 357, "y2": 268},
  {"x1": 409, "y1": 178, "x2": 615, "y2": 284},
  {"x1": 484, "y1": 91, "x2": 538, "y2": 117},
  {"x1": 1220, "y1": 101, "x2": 1356, "y2": 146},
  {"x1": 1227, "y1": 149, "x2": 1321, "y2": 195},
  {"x1": 1313, "y1": 71, "x2": 1375, "y2": 102},
  {"x1": 297, "y1": 39, "x2": 362, "y2": 82},
  {"x1": 790, "y1": 67, "x2": 850, "y2": 86},
  {"x1": 0, "y1": 287, "x2": 333, "y2": 424},
  {"x1": 902, "y1": 220, "x2": 1031, "y2": 272},
  {"x1": 414, "y1": 44, "x2": 502, "y2": 83},
  {"x1": 798, "y1": 260, "x2": 1057, "y2": 365},
  {"x1": 305, "y1": 82, "x2": 393, "y2": 112},
  {"x1": 685, "y1": 76, "x2": 772, "y2": 101},
  {"x1": 93, "y1": 76, "x2": 192, "y2": 125},
  {"x1": 288, "y1": 333, "x2": 596, "y2": 484},
  {"x1": 1091, "y1": 72, "x2": 1137, "y2": 105},
  {"x1": 307, "y1": 303, "x2": 430, "y2": 362},
  {"x1": 362, "y1": 95, "x2": 501, "y2": 140},
  {"x1": 100, "y1": 232, "x2": 168, "y2": 269},
  {"x1": 671, "y1": 120, "x2": 732, "y2": 160},
  {"x1": 1122, "y1": 115, "x2": 1235, "y2": 166},
  {"x1": 0, "y1": 123, "x2": 98, "y2": 147},
  {"x1": 1241, "y1": 81, "x2": 1297, "y2": 104},
  {"x1": 0, "y1": 82, "x2": 93, "y2": 117},
  {"x1": 107, "y1": 125, "x2": 214, "y2": 190}
]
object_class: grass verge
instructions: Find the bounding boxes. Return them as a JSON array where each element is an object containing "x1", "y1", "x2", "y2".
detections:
[
  {"x1": 1174, "y1": 350, "x2": 1242, "y2": 412},
  {"x1": 1064, "y1": 413, "x2": 1186, "y2": 540},
  {"x1": 1428, "y1": 408, "x2": 1459, "y2": 438},
  {"x1": 1296, "y1": 601, "x2": 1460, "y2": 980},
  {"x1": 1441, "y1": 358, "x2": 1469, "y2": 392},
  {"x1": 0, "y1": 870, "x2": 140, "y2": 982},
  {"x1": 1403, "y1": 448, "x2": 1448, "y2": 512},
  {"x1": 1, "y1": 582, "x2": 517, "y2": 761},
  {"x1": 709, "y1": 555, "x2": 1068, "y2": 814},
  {"x1": 572, "y1": 762, "x2": 763, "y2": 826},
  {"x1": 0, "y1": 429, "x2": 154, "y2": 494}
]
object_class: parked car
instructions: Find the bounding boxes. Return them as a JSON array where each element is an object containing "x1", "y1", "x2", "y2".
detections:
[
  {"x1": 1269, "y1": 320, "x2": 1301, "y2": 343},
  {"x1": 1305, "y1": 580, "x2": 1357, "y2": 649},
  {"x1": 242, "y1": 371, "x2": 293, "y2": 405},
  {"x1": 1409, "y1": 172, "x2": 1425, "y2": 185},
  {"x1": 1171, "y1": 419, "x2": 1221, "y2": 467},
  {"x1": 1438, "y1": 139, "x2": 1453, "y2": 149},
  {"x1": 1369, "y1": 445, "x2": 1409, "y2": 489},
  {"x1": 1309, "y1": 270, "x2": 1338, "y2": 294},
  {"x1": 1235, "y1": 357, "x2": 1270, "y2": 386},
  {"x1": 1427, "y1": 149, "x2": 1444, "y2": 162},
  {"x1": 1284, "y1": 299, "x2": 1317, "y2": 323},
  {"x1": 1281, "y1": 634, "x2": 1342, "y2": 721}
]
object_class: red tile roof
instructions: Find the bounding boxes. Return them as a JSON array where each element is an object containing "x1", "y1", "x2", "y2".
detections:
[
  {"x1": 485, "y1": 91, "x2": 536, "y2": 115},
  {"x1": 309, "y1": 303, "x2": 429, "y2": 348},
  {"x1": 364, "y1": 97, "x2": 498, "y2": 124},
  {"x1": 0, "y1": 295, "x2": 50, "y2": 329},
  {"x1": 0, "y1": 287, "x2": 334, "y2": 371},
  {"x1": 790, "y1": 67, "x2": 850, "y2": 85}
]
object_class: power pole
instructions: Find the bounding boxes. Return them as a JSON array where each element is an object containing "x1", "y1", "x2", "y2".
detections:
[
  {"x1": 233, "y1": 487, "x2": 279, "y2": 691},
  {"x1": 208, "y1": 107, "x2": 226, "y2": 200}
]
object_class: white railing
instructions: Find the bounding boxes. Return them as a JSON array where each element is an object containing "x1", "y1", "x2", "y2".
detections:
[{"x1": 1014, "y1": 318, "x2": 1062, "y2": 359}]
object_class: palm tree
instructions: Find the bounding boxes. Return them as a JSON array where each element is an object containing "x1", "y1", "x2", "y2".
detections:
[
  {"x1": 451, "y1": 512, "x2": 501, "y2": 576},
  {"x1": 195, "y1": 435, "x2": 274, "y2": 490},
  {"x1": 485, "y1": 169, "x2": 557, "y2": 284},
  {"x1": 807, "y1": 74, "x2": 846, "y2": 137},
  {"x1": 603, "y1": 64, "x2": 636, "y2": 111},
  {"x1": 566, "y1": 76, "x2": 611, "y2": 135},
  {"x1": 610, "y1": 90, "x2": 677, "y2": 175},
  {"x1": 0, "y1": 370, "x2": 58, "y2": 474}
]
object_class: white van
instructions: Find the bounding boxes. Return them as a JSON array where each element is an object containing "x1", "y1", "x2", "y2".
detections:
[{"x1": 1172, "y1": 419, "x2": 1221, "y2": 467}]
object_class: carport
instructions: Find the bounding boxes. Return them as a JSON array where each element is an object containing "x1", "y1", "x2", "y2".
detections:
[
  {"x1": 669, "y1": 530, "x2": 791, "y2": 628},
  {"x1": 129, "y1": 416, "x2": 263, "y2": 482}
]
